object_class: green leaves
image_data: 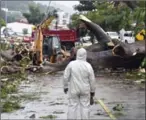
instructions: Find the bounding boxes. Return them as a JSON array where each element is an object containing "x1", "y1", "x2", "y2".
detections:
[
  {"x1": 72, "y1": 1, "x2": 145, "y2": 32},
  {"x1": 23, "y1": 4, "x2": 45, "y2": 25},
  {"x1": 0, "y1": 18, "x2": 6, "y2": 27},
  {"x1": 113, "y1": 104, "x2": 124, "y2": 111},
  {"x1": 69, "y1": 14, "x2": 80, "y2": 29},
  {"x1": 2, "y1": 101, "x2": 21, "y2": 113},
  {"x1": 74, "y1": 1, "x2": 96, "y2": 12},
  {"x1": 141, "y1": 57, "x2": 146, "y2": 68}
]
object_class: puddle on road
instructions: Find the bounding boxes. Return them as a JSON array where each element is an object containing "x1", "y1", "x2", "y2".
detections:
[{"x1": 1, "y1": 73, "x2": 145, "y2": 119}]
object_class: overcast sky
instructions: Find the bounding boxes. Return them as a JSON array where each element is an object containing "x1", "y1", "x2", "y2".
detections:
[
  {"x1": 35, "y1": 1, "x2": 79, "y2": 8},
  {"x1": 35, "y1": 1, "x2": 79, "y2": 14},
  {"x1": 53, "y1": 1, "x2": 79, "y2": 8}
]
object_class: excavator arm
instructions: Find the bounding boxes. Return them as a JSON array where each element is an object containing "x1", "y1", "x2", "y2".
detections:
[
  {"x1": 32, "y1": 16, "x2": 55, "y2": 65},
  {"x1": 41, "y1": 16, "x2": 55, "y2": 29},
  {"x1": 32, "y1": 15, "x2": 71, "y2": 65}
]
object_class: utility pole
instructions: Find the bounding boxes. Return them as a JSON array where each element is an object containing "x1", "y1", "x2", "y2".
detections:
[{"x1": 5, "y1": 0, "x2": 7, "y2": 25}]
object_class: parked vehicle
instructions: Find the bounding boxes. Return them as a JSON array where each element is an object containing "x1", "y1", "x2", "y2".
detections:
[
  {"x1": 2, "y1": 28, "x2": 16, "y2": 37},
  {"x1": 82, "y1": 36, "x2": 91, "y2": 42},
  {"x1": 32, "y1": 15, "x2": 76, "y2": 64},
  {"x1": 1, "y1": 33, "x2": 5, "y2": 38},
  {"x1": 42, "y1": 29, "x2": 77, "y2": 50},
  {"x1": 119, "y1": 30, "x2": 135, "y2": 43},
  {"x1": 106, "y1": 31, "x2": 119, "y2": 40},
  {"x1": 43, "y1": 35, "x2": 61, "y2": 61}
]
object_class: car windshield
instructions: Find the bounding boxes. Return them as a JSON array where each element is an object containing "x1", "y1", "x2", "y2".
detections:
[{"x1": 124, "y1": 33, "x2": 132, "y2": 37}]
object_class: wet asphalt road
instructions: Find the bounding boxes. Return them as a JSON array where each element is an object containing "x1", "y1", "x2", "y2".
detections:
[{"x1": 1, "y1": 72, "x2": 145, "y2": 119}]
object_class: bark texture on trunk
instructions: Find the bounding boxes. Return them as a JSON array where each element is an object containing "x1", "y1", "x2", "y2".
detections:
[
  {"x1": 113, "y1": 41, "x2": 145, "y2": 57},
  {"x1": 87, "y1": 50, "x2": 145, "y2": 71},
  {"x1": 85, "y1": 43, "x2": 108, "y2": 52},
  {"x1": 79, "y1": 15, "x2": 113, "y2": 47}
]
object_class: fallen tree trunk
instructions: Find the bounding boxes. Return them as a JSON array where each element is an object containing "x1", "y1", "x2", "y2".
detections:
[
  {"x1": 85, "y1": 39, "x2": 122, "y2": 52},
  {"x1": 87, "y1": 50, "x2": 145, "y2": 71},
  {"x1": 1, "y1": 64, "x2": 62, "y2": 74},
  {"x1": 1, "y1": 48, "x2": 145, "y2": 74},
  {"x1": 1, "y1": 65, "x2": 22, "y2": 74},
  {"x1": 113, "y1": 40, "x2": 145, "y2": 57},
  {"x1": 33, "y1": 40, "x2": 145, "y2": 72},
  {"x1": 27, "y1": 65, "x2": 62, "y2": 73},
  {"x1": 44, "y1": 59, "x2": 70, "y2": 68},
  {"x1": 0, "y1": 50, "x2": 13, "y2": 61},
  {"x1": 85, "y1": 43, "x2": 108, "y2": 52},
  {"x1": 41, "y1": 46, "x2": 145, "y2": 72},
  {"x1": 79, "y1": 15, "x2": 114, "y2": 47}
]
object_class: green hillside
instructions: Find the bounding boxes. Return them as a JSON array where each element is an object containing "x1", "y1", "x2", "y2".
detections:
[
  {"x1": 1, "y1": 1, "x2": 55, "y2": 13},
  {"x1": 1, "y1": 1, "x2": 55, "y2": 23}
]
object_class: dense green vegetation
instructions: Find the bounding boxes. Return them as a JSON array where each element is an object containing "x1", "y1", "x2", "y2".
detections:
[
  {"x1": 22, "y1": 4, "x2": 58, "y2": 25},
  {"x1": 1, "y1": 73, "x2": 26, "y2": 112},
  {"x1": 23, "y1": 4, "x2": 45, "y2": 25},
  {"x1": 70, "y1": 1, "x2": 145, "y2": 34}
]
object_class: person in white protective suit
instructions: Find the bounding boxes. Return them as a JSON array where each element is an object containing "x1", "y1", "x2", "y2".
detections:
[{"x1": 63, "y1": 48, "x2": 96, "y2": 119}]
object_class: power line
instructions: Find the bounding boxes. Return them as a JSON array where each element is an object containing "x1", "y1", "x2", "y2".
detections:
[
  {"x1": 40, "y1": 0, "x2": 51, "y2": 26},
  {"x1": 46, "y1": 1, "x2": 52, "y2": 17}
]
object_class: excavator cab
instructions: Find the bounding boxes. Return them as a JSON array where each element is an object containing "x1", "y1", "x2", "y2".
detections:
[{"x1": 43, "y1": 35, "x2": 61, "y2": 62}]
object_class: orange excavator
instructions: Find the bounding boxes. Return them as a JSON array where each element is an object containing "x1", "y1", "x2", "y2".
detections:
[
  {"x1": 32, "y1": 15, "x2": 71, "y2": 65},
  {"x1": 32, "y1": 16, "x2": 55, "y2": 65}
]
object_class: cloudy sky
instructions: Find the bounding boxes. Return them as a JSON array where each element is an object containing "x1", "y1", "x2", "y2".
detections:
[
  {"x1": 53, "y1": 1, "x2": 79, "y2": 7},
  {"x1": 35, "y1": 1, "x2": 79, "y2": 14}
]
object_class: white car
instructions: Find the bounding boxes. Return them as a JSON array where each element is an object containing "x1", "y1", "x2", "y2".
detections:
[
  {"x1": 106, "y1": 32, "x2": 120, "y2": 40},
  {"x1": 82, "y1": 36, "x2": 91, "y2": 42}
]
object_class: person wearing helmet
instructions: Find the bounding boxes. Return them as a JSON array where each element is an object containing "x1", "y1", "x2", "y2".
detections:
[{"x1": 63, "y1": 48, "x2": 96, "y2": 119}]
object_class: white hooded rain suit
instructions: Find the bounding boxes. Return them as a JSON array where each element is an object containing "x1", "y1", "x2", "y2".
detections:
[{"x1": 63, "y1": 48, "x2": 96, "y2": 119}]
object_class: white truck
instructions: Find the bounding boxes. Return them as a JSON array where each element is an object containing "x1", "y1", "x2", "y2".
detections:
[{"x1": 119, "y1": 29, "x2": 135, "y2": 43}]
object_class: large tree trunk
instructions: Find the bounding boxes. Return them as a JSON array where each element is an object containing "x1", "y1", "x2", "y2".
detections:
[
  {"x1": 87, "y1": 50, "x2": 145, "y2": 71},
  {"x1": 33, "y1": 48, "x2": 145, "y2": 73},
  {"x1": 43, "y1": 40, "x2": 145, "y2": 71},
  {"x1": 79, "y1": 15, "x2": 114, "y2": 48},
  {"x1": 1, "y1": 44, "x2": 144, "y2": 75},
  {"x1": 113, "y1": 41, "x2": 145, "y2": 57},
  {"x1": 85, "y1": 43, "x2": 108, "y2": 52},
  {"x1": 1, "y1": 64, "x2": 63, "y2": 74}
]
